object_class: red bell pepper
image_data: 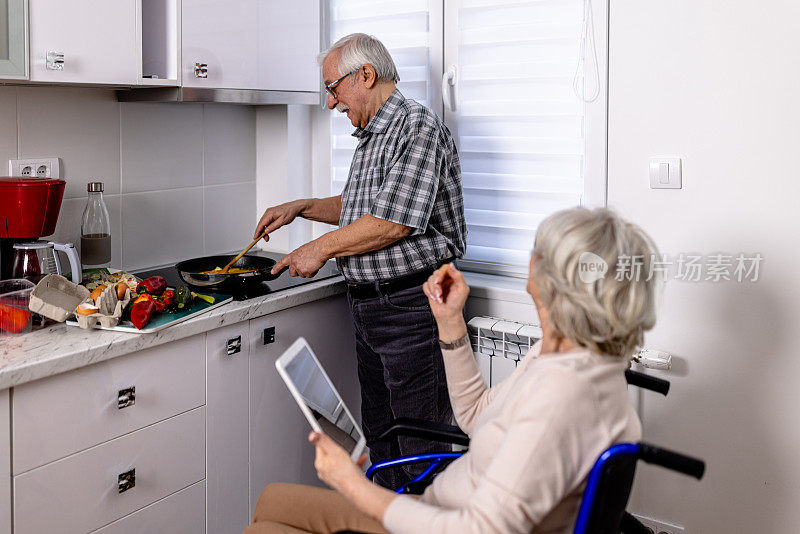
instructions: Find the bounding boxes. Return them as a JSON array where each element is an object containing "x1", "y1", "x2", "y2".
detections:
[
  {"x1": 136, "y1": 276, "x2": 167, "y2": 296},
  {"x1": 130, "y1": 300, "x2": 157, "y2": 330},
  {"x1": 0, "y1": 303, "x2": 31, "y2": 333}
]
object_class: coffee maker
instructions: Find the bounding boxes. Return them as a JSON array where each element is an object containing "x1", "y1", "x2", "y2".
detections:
[{"x1": 0, "y1": 176, "x2": 77, "y2": 280}]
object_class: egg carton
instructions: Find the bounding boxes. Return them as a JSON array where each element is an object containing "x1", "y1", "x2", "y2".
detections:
[{"x1": 73, "y1": 284, "x2": 133, "y2": 330}]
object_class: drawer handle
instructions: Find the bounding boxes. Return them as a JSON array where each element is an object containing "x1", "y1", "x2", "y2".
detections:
[
  {"x1": 118, "y1": 386, "x2": 135, "y2": 409},
  {"x1": 195, "y1": 62, "x2": 208, "y2": 78},
  {"x1": 118, "y1": 468, "x2": 135, "y2": 493},
  {"x1": 227, "y1": 335, "x2": 242, "y2": 355},
  {"x1": 263, "y1": 326, "x2": 275, "y2": 345}
]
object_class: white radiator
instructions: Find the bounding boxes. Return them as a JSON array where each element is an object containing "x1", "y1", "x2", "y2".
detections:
[{"x1": 467, "y1": 316, "x2": 543, "y2": 387}]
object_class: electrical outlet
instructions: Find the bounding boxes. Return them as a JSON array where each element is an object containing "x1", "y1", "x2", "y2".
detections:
[
  {"x1": 9, "y1": 158, "x2": 61, "y2": 179},
  {"x1": 633, "y1": 514, "x2": 684, "y2": 534}
]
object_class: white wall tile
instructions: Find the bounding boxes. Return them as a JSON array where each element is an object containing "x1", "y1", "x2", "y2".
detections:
[
  {"x1": 120, "y1": 103, "x2": 203, "y2": 193},
  {"x1": 17, "y1": 87, "x2": 120, "y2": 199},
  {"x1": 47, "y1": 195, "x2": 122, "y2": 271},
  {"x1": 121, "y1": 188, "x2": 204, "y2": 270},
  {"x1": 0, "y1": 89, "x2": 266, "y2": 271},
  {"x1": 0, "y1": 87, "x2": 17, "y2": 170},
  {"x1": 203, "y1": 182, "x2": 257, "y2": 255},
  {"x1": 203, "y1": 105, "x2": 256, "y2": 185}
]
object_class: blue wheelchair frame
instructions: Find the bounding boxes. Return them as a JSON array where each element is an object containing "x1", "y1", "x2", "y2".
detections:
[{"x1": 361, "y1": 369, "x2": 705, "y2": 533}]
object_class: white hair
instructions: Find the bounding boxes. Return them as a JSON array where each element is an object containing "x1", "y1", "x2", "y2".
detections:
[
  {"x1": 317, "y1": 33, "x2": 400, "y2": 84},
  {"x1": 531, "y1": 207, "x2": 661, "y2": 357}
]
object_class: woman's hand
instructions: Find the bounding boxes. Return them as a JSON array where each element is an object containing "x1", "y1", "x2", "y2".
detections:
[
  {"x1": 423, "y1": 263, "x2": 469, "y2": 342},
  {"x1": 309, "y1": 431, "x2": 367, "y2": 494},
  {"x1": 309, "y1": 432, "x2": 397, "y2": 524}
]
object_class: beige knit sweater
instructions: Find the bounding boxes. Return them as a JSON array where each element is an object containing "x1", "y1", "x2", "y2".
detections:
[{"x1": 383, "y1": 340, "x2": 641, "y2": 534}]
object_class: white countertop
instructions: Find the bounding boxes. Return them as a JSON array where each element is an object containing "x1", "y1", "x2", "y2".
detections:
[{"x1": 0, "y1": 276, "x2": 346, "y2": 390}]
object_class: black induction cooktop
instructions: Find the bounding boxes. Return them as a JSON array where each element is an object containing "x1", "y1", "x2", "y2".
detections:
[{"x1": 134, "y1": 250, "x2": 340, "y2": 301}]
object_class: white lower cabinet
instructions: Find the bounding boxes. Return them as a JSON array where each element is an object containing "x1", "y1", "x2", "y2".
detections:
[
  {"x1": 93, "y1": 481, "x2": 206, "y2": 534},
  {"x1": 3, "y1": 292, "x2": 357, "y2": 533},
  {"x1": 206, "y1": 321, "x2": 251, "y2": 534},
  {"x1": 14, "y1": 407, "x2": 206, "y2": 534},
  {"x1": 248, "y1": 295, "x2": 359, "y2": 515},
  {"x1": 13, "y1": 334, "x2": 206, "y2": 474}
]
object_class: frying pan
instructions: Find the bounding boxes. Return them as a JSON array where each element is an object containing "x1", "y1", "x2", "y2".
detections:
[{"x1": 175, "y1": 254, "x2": 283, "y2": 292}]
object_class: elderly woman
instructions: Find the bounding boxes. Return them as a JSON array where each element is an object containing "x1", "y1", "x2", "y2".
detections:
[{"x1": 245, "y1": 207, "x2": 660, "y2": 534}]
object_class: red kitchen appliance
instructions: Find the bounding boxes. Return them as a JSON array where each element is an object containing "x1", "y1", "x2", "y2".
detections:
[{"x1": 0, "y1": 177, "x2": 67, "y2": 279}]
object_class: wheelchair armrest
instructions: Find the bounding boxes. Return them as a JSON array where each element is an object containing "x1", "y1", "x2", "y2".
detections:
[
  {"x1": 625, "y1": 369, "x2": 670, "y2": 396},
  {"x1": 377, "y1": 417, "x2": 470, "y2": 447},
  {"x1": 638, "y1": 442, "x2": 706, "y2": 479}
]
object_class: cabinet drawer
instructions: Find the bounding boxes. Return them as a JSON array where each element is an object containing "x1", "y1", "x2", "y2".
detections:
[
  {"x1": 13, "y1": 334, "x2": 206, "y2": 474},
  {"x1": 93, "y1": 480, "x2": 205, "y2": 534},
  {"x1": 14, "y1": 407, "x2": 205, "y2": 534}
]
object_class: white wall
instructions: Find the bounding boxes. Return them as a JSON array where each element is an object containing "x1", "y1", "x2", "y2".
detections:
[
  {"x1": 0, "y1": 86, "x2": 256, "y2": 271},
  {"x1": 609, "y1": 2, "x2": 800, "y2": 532},
  {"x1": 255, "y1": 104, "x2": 333, "y2": 254}
]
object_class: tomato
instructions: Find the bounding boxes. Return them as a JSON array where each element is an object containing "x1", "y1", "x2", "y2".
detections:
[{"x1": 0, "y1": 303, "x2": 31, "y2": 334}]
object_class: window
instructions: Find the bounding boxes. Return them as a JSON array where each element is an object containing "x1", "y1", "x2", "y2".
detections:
[
  {"x1": 328, "y1": 0, "x2": 437, "y2": 196},
  {"x1": 326, "y1": 0, "x2": 607, "y2": 277}
]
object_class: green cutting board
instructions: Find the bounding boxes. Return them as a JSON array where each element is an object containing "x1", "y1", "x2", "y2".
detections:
[{"x1": 67, "y1": 292, "x2": 233, "y2": 334}]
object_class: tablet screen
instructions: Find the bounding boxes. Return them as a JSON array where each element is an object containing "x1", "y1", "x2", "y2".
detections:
[{"x1": 282, "y1": 345, "x2": 363, "y2": 455}]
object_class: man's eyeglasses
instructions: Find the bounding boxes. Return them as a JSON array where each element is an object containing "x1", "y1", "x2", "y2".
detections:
[{"x1": 324, "y1": 71, "x2": 355, "y2": 99}]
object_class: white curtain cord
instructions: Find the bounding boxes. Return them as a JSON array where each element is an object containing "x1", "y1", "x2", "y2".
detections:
[{"x1": 572, "y1": 0, "x2": 600, "y2": 103}]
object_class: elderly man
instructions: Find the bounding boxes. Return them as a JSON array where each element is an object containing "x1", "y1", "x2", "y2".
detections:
[{"x1": 254, "y1": 33, "x2": 466, "y2": 488}]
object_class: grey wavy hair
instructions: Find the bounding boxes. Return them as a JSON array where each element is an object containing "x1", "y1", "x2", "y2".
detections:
[
  {"x1": 531, "y1": 207, "x2": 661, "y2": 358},
  {"x1": 317, "y1": 33, "x2": 400, "y2": 83}
]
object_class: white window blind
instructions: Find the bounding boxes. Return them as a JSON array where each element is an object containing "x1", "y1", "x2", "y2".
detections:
[
  {"x1": 446, "y1": 0, "x2": 590, "y2": 276},
  {"x1": 326, "y1": 0, "x2": 606, "y2": 277},
  {"x1": 329, "y1": 0, "x2": 435, "y2": 196}
]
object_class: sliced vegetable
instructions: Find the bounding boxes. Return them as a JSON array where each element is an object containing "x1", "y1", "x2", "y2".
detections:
[
  {"x1": 133, "y1": 293, "x2": 153, "y2": 305},
  {"x1": 191, "y1": 292, "x2": 215, "y2": 305},
  {"x1": 152, "y1": 289, "x2": 175, "y2": 312},
  {"x1": 0, "y1": 303, "x2": 31, "y2": 333},
  {"x1": 136, "y1": 276, "x2": 167, "y2": 296},
  {"x1": 130, "y1": 300, "x2": 157, "y2": 330}
]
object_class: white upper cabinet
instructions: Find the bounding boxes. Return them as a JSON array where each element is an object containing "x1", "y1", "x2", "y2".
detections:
[
  {"x1": 0, "y1": 0, "x2": 28, "y2": 80},
  {"x1": 29, "y1": 0, "x2": 139, "y2": 85},
  {"x1": 257, "y1": 0, "x2": 320, "y2": 92},
  {"x1": 182, "y1": 0, "x2": 320, "y2": 92},
  {"x1": 181, "y1": 0, "x2": 259, "y2": 90}
]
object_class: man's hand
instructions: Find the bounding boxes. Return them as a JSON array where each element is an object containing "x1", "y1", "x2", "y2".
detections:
[
  {"x1": 272, "y1": 240, "x2": 328, "y2": 277},
  {"x1": 254, "y1": 200, "x2": 309, "y2": 241}
]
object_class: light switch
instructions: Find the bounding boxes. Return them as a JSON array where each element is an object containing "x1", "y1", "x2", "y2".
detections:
[
  {"x1": 658, "y1": 163, "x2": 669, "y2": 184},
  {"x1": 649, "y1": 157, "x2": 682, "y2": 189}
]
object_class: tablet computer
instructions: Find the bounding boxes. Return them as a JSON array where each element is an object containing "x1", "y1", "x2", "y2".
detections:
[{"x1": 276, "y1": 337, "x2": 366, "y2": 461}]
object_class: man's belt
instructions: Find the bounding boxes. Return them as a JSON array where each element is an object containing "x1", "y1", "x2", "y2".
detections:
[{"x1": 346, "y1": 260, "x2": 455, "y2": 300}]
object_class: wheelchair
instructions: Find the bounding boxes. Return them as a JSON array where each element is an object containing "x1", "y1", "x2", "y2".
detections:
[{"x1": 343, "y1": 369, "x2": 705, "y2": 534}]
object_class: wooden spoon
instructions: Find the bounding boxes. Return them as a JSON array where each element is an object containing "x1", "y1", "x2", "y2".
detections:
[{"x1": 220, "y1": 231, "x2": 266, "y2": 274}]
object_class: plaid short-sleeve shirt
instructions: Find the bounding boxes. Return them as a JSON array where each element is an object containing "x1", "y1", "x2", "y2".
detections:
[{"x1": 338, "y1": 90, "x2": 466, "y2": 283}]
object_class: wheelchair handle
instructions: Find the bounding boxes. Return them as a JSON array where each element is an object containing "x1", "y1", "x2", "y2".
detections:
[
  {"x1": 625, "y1": 369, "x2": 670, "y2": 396},
  {"x1": 639, "y1": 442, "x2": 705, "y2": 479}
]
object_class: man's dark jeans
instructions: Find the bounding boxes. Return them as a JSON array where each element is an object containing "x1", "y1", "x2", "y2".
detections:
[{"x1": 348, "y1": 285, "x2": 453, "y2": 489}]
